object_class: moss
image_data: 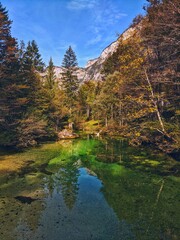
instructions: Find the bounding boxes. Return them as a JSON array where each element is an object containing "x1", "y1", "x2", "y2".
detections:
[
  {"x1": 82, "y1": 120, "x2": 101, "y2": 133},
  {"x1": 142, "y1": 160, "x2": 161, "y2": 166}
]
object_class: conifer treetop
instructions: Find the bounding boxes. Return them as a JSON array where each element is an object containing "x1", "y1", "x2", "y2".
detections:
[{"x1": 62, "y1": 46, "x2": 78, "y2": 68}]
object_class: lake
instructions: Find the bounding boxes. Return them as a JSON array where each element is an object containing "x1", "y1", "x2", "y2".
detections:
[{"x1": 0, "y1": 137, "x2": 179, "y2": 240}]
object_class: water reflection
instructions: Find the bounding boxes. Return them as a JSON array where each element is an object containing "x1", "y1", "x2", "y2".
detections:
[
  {"x1": 0, "y1": 138, "x2": 179, "y2": 240},
  {"x1": 46, "y1": 161, "x2": 80, "y2": 210},
  {"x1": 96, "y1": 138, "x2": 128, "y2": 164},
  {"x1": 36, "y1": 167, "x2": 136, "y2": 240}
]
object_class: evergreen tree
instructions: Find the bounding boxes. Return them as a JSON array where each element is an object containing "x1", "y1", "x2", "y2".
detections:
[
  {"x1": 45, "y1": 57, "x2": 56, "y2": 89},
  {"x1": 25, "y1": 40, "x2": 45, "y2": 72},
  {"x1": 61, "y1": 46, "x2": 79, "y2": 125},
  {"x1": 61, "y1": 46, "x2": 79, "y2": 102},
  {"x1": 0, "y1": 3, "x2": 24, "y2": 146},
  {"x1": 19, "y1": 41, "x2": 42, "y2": 109},
  {"x1": 0, "y1": 3, "x2": 47, "y2": 147},
  {"x1": 43, "y1": 57, "x2": 62, "y2": 130},
  {"x1": 62, "y1": 45, "x2": 77, "y2": 68},
  {"x1": 18, "y1": 40, "x2": 26, "y2": 61}
]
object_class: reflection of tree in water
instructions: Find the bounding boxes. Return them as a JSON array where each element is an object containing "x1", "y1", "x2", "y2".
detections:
[
  {"x1": 90, "y1": 164, "x2": 179, "y2": 240},
  {"x1": 49, "y1": 159, "x2": 80, "y2": 210},
  {"x1": 60, "y1": 161, "x2": 80, "y2": 210},
  {"x1": 96, "y1": 139, "x2": 128, "y2": 164}
]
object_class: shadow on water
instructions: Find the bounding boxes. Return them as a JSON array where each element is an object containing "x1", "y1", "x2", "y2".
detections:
[{"x1": 0, "y1": 137, "x2": 179, "y2": 240}]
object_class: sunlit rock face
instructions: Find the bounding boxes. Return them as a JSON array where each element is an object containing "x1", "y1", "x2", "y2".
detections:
[
  {"x1": 83, "y1": 40, "x2": 120, "y2": 81},
  {"x1": 83, "y1": 26, "x2": 136, "y2": 82},
  {"x1": 40, "y1": 66, "x2": 86, "y2": 86},
  {"x1": 53, "y1": 67, "x2": 86, "y2": 82},
  {"x1": 41, "y1": 26, "x2": 136, "y2": 84}
]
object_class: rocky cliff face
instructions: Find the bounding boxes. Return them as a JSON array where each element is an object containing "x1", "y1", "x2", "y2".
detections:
[
  {"x1": 41, "y1": 66, "x2": 86, "y2": 84},
  {"x1": 82, "y1": 26, "x2": 135, "y2": 81},
  {"x1": 83, "y1": 40, "x2": 119, "y2": 81},
  {"x1": 42, "y1": 26, "x2": 135, "y2": 83}
]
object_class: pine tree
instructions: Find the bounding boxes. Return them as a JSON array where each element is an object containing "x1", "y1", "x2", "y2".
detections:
[
  {"x1": 0, "y1": 3, "x2": 24, "y2": 146},
  {"x1": 45, "y1": 57, "x2": 56, "y2": 89},
  {"x1": 25, "y1": 40, "x2": 45, "y2": 72},
  {"x1": 61, "y1": 46, "x2": 79, "y2": 102},
  {"x1": 19, "y1": 41, "x2": 42, "y2": 109},
  {"x1": 43, "y1": 57, "x2": 59, "y2": 129},
  {"x1": 61, "y1": 46, "x2": 79, "y2": 126},
  {"x1": 62, "y1": 46, "x2": 78, "y2": 68},
  {"x1": 19, "y1": 40, "x2": 25, "y2": 58},
  {"x1": 37, "y1": 57, "x2": 66, "y2": 133},
  {"x1": 0, "y1": 2, "x2": 63, "y2": 147},
  {"x1": 0, "y1": 3, "x2": 46, "y2": 147}
]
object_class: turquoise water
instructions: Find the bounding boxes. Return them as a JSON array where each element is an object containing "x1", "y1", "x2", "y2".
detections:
[{"x1": 0, "y1": 138, "x2": 179, "y2": 239}]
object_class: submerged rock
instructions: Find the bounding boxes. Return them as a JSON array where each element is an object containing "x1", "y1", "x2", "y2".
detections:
[{"x1": 15, "y1": 196, "x2": 38, "y2": 204}]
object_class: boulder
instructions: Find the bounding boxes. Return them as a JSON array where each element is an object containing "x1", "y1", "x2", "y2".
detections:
[{"x1": 58, "y1": 129, "x2": 79, "y2": 139}]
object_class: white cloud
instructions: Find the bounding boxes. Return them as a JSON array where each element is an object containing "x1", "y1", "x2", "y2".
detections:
[
  {"x1": 115, "y1": 13, "x2": 128, "y2": 19},
  {"x1": 67, "y1": 0, "x2": 96, "y2": 10},
  {"x1": 94, "y1": 2, "x2": 127, "y2": 26},
  {"x1": 86, "y1": 34, "x2": 102, "y2": 46},
  {"x1": 87, "y1": 0, "x2": 127, "y2": 39}
]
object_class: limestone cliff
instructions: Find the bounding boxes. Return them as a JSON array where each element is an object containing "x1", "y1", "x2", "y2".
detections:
[
  {"x1": 82, "y1": 26, "x2": 136, "y2": 81},
  {"x1": 42, "y1": 26, "x2": 136, "y2": 83}
]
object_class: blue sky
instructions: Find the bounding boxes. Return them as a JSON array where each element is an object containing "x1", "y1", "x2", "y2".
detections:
[{"x1": 1, "y1": 0, "x2": 147, "y2": 67}]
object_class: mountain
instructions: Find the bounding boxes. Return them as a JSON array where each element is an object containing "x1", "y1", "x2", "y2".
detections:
[
  {"x1": 40, "y1": 66, "x2": 86, "y2": 84},
  {"x1": 42, "y1": 26, "x2": 136, "y2": 83},
  {"x1": 83, "y1": 26, "x2": 136, "y2": 81}
]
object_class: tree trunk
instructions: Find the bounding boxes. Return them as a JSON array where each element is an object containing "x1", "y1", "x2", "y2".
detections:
[
  {"x1": 144, "y1": 68, "x2": 165, "y2": 133},
  {"x1": 69, "y1": 122, "x2": 73, "y2": 130},
  {"x1": 111, "y1": 104, "x2": 114, "y2": 121},
  {"x1": 119, "y1": 101, "x2": 123, "y2": 127},
  {"x1": 105, "y1": 116, "x2": 108, "y2": 127},
  {"x1": 86, "y1": 105, "x2": 90, "y2": 119}
]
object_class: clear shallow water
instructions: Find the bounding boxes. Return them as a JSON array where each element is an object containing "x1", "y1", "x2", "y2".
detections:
[{"x1": 0, "y1": 138, "x2": 179, "y2": 240}]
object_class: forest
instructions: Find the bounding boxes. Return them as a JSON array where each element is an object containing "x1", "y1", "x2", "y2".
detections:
[
  {"x1": 0, "y1": 1, "x2": 180, "y2": 239},
  {"x1": 0, "y1": 0, "x2": 179, "y2": 159}
]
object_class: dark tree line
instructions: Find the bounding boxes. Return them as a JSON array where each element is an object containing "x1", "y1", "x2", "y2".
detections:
[
  {"x1": 0, "y1": 3, "x2": 63, "y2": 147},
  {"x1": 0, "y1": 2, "x2": 80, "y2": 148}
]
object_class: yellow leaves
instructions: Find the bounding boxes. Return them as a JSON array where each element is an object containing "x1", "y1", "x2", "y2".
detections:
[
  {"x1": 115, "y1": 37, "x2": 145, "y2": 84},
  {"x1": 136, "y1": 132, "x2": 141, "y2": 137},
  {"x1": 17, "y1": 97, "x2": 29, "y2": 105},
  {"x1": 175, "y1": 110, "x2": 180, "y2": 115},
  {"x1": 149, "y1": 107, "x2": 156, "y2": 113}
]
